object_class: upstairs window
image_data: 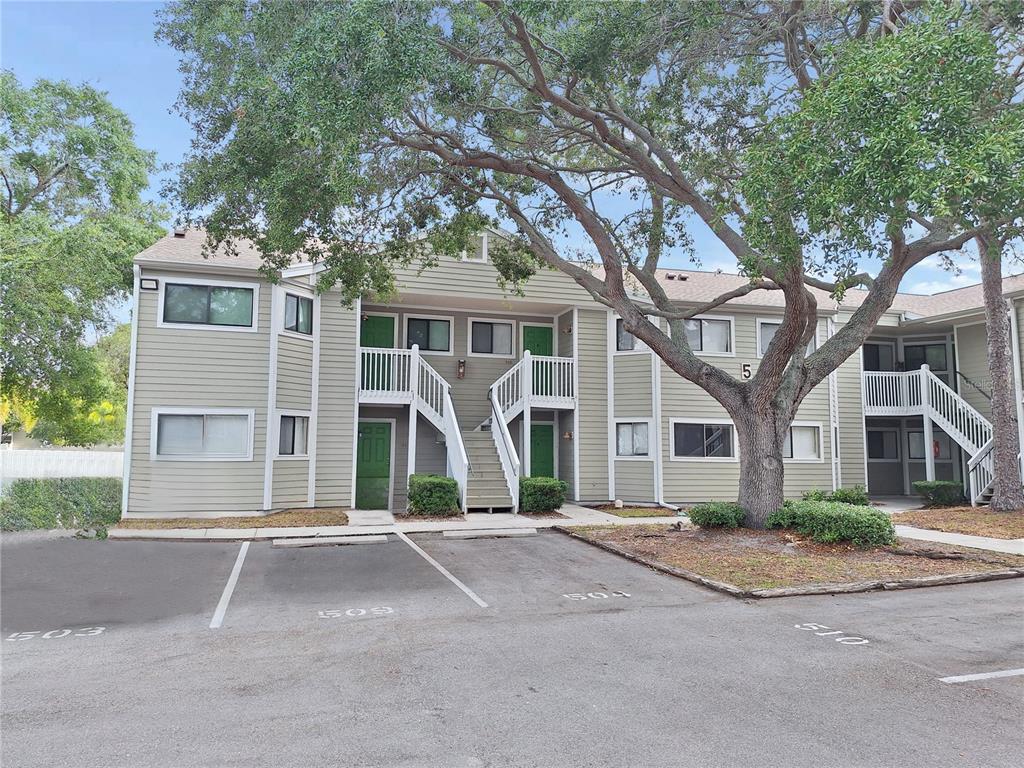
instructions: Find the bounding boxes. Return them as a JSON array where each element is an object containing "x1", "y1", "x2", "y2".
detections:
[
  {"x1": 616, "y1": 319, "x2": 636, "y2": 352},
  {"x1": 470, "y1": 320, "x2": 514, "y2": 356},
  {"x1": 759, "y1": 321, "x2": 817, "y2": 357},
  {"x1": 163, "y1": 283, "x2": 254, "y2": 328},
  {"x1": 684, "y1": 317, "x2": 732, "y2": 354},
  {"x1": 284, "y1": 293, "x2": 313, "y2": 335},
  {"x1": 406, "y1": 317, "x2": 451, "y2": 353}
]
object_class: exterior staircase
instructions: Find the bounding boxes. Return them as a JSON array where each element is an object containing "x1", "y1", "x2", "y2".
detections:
[{"x1": 461, "y1": 431, "x2": 514, "y2": 511}]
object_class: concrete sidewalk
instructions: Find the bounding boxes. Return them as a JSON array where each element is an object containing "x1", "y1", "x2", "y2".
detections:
[
  {"x1": 108, "y1": 503, "x2": 684, "y2": 542},
  {"x1": 894, "y1": 525, "x2": 1024, "y2": 556}
]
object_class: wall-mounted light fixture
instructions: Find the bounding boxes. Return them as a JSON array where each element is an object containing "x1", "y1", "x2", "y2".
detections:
[
  {"x1": 457, "y1": 359, "x2": 466, "y2": 379},
  {"x1": 562, "y1": 431, "x2": 573, "y2": 440},
  {"x1": 561, "y1": 324, "x2": 573, "y2": 334},
  {"x1": 140, "y1": 278, "x2": 159, "y2": 291}
]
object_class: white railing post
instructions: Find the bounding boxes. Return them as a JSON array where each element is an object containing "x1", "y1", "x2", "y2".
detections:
[
  {"x1": 522, "y1": 351, "x2": 532, "y2": 477},
  {"x1": 408, "y1": 344, "x2": 420, "y2": 481},
  {"x1": 920, "y1": 365, "x2": 936, "y2": 482}
]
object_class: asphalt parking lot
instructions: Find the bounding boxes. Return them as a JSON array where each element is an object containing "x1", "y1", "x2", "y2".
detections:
[{"x1": 2, "y1": 530, "x2": 1022, "y2": 767}]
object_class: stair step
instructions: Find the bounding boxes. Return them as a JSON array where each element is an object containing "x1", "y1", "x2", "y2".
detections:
[{"x1": 466, "y1": 494, "x2": 514, "y2": 505}]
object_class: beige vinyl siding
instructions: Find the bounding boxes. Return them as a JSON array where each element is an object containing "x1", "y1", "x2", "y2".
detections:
[
  {"x1": 614, "y1": 461, "x2": 656, "y2": 502},
  {"x1": 272, "y1": 460, "x2": 309, "y2": 508},
  {"x1": 836, "y1": 340, "x2": 867, "y2": 490},
  {"x1": 575, "y1": 308, "x2": 610, "y2": 501},
  {"x1": 127, "y1": 269, "x2": 270, "y2": 515},
  {"x1": 613, "y1": 352, "x2": 653, "y2": 417},
  {"x1": 954, "y1": 322, "x2": 991, "y2": 418},
  {"x1": 314, "y1": 292, "x2": 358, "y2": 506},
  {"x1": 276, "y1": 334, "x2": 313, "y2": 409},
  {"x1": 363, "y1": 305, "x2": 556, "y2": 429},
  {"x1": 659, "y1": 313, "x2": 834, "y2": 503}
]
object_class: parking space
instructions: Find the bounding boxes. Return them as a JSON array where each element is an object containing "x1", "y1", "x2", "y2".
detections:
[{"x1": 1, "y1": 535, "x2": 240, "y2": 641}]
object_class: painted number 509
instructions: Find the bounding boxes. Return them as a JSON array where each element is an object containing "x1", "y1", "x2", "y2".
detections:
[{"x1": 795, "y1": 623, "x2": 869, "y2": 645}]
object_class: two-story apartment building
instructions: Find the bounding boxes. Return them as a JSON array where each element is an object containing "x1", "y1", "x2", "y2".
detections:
[{"x1": 121, "y1": 229, "x2": 1024, "y2": 518}]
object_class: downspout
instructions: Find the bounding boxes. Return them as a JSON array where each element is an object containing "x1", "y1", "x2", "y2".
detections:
[
  {"x1": 1008, "y1": 298, "x2": 1024, "y2": 475},
  {"x1": 121, "y1": 265, "x2": 141, "y2": 516}
]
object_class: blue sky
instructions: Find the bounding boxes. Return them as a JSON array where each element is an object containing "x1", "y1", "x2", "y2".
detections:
[{"x1": 2, "y1": 0, "x2": 990, "y2": 301}]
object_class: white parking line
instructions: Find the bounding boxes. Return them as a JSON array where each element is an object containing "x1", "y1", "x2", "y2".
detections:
[
  {"x1": 209, "y1": 542, "x2": 250, "y2": 629},
  {"x1": 940, "y1": 668, "x2": 1024, "y2": 684},
  {"x1": 395, "y1": 531, "x2": 489, "y2": 608}
]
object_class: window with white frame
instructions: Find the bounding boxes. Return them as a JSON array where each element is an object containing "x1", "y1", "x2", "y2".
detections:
[
  {"x1": 907, "y1": 431, "x2": 952, "y2": 461},
  {"x1": 616, "y1": 319, "x2": 636, "y2": 352},
  {"x1": 154, "y1": 411, "x2": 252, "y2": 459},
  {"x1": 284, "y1": 293, "x2": 313, "y2": 335},
  {"x1": 163, "y1": 283, "x2": 254, "y2": 328},
  {"x1": 683, "y1": 317, "x2": 732, "y2": 354},
  {"x1": 758, "y1": 320, "x2": 817, "y2": 357},
  {"x1": 783, "y1": 425, "x2": 821, "y2": 460},
  {"x1": 616, "y1": 421, "x2": 650, "y2": 457},
  {"x1": 672, "y1": 421, "x2": 735, "y2": 459},
  {"x1": 867, "y1": 429, "x2": 899, "y2": 461},
  {"x1": 470, "y1": 319, "x2": 514, "y2": 356},
  {"x1": 406, "y1": 317, "x2": 451, "y2": 353},
  {"x1": 278, "y1": 414, "x2": 309, "y2": 457}
]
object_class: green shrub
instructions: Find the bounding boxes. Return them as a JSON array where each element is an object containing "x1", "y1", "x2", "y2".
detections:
[
  {"x1": 801, "y1": 485, "x2": 871, "y2": 506},
  {"x1": 913, "y1": 480, "x2": 966, "y2": 507},
  {"x1": 407, "y1": 474, "x2": 461, "y2": 515},
  {"x1": 686, "y1": 501, "x2": 747, "y2": 528},
  {"x1": 767, "y1": 500, "x2": 895, "y2": 547},
  {"x1": 0, "y1": 478, "x2": 122, "y2": 533},
  {"x1": 519, "y1": 476, "x2": 567, "y2": 513}
]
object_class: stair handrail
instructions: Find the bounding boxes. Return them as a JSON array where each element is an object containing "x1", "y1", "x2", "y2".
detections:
[
  {"x1": 955, "y1": 370, "x2": 992, "y2": 401},
  {"x1": 442, "y1": 387, "x2": 469, "y2": 512},
  {"x1": 920, "y1": 366, "x2": 992, "y2": 454},
  {"x1": 489, "y1": 385, "x2": 520, "y2": 511},
  {"x1": 491, "y1": 356, "x2": 525, "y2": 418},
  {"x1": 416, "y1": 349, "x2": 469, "y2": 510},
  {"x1": 415, "y1": 352, "x2": 449, "y2": 428}
]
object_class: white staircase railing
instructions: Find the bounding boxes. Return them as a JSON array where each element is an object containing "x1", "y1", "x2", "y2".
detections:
[
  {"x1": 441, "y1": 387, "x2": 469, "y2": 511},
  {"x1": 863, "y1": 366, "x2": 995, "y2": 505},
  {"x1": 489, "y1": 386, "x2": 520, "y2": 510},
  {"x1": 360, "y1": 348, "x2": 413, "y2": 401}
]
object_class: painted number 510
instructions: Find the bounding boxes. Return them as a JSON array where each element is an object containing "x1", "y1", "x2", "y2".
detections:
[{"x1": 795, "y1": 623, "x2": 869, "y2": 645}]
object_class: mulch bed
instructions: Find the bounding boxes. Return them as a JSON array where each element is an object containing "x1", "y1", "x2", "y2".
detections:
[
  {"x1": 592, "y1": 505, "x2": 674, "y2": 518},
  {"x1": 562, "y1": 524, "x2": 1024, "y2": 597},
  {"x1": 117, "y1": 508, "x2": 349, "y2": 530},
  {"x1": 894, "y1": 507, "x2": 1024, "y2": 539},
  {"x1": 521, "y1": 511, "x2": 569, "y2": 519}
]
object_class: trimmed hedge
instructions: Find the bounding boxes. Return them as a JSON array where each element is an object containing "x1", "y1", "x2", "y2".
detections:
[
  {"x1": 767, "y1": 500, "x2": 896, "y2": 547},
  {"x1": 0, "y1": 478, "x2": 122, "y2": 533},
  {"x1": 687, "y1": 501, "x2": 746, "y2": 528},
  {"x1": 519, "y1": 476, "x2": 567, "y2": 513},
  {"x1": 913, "y1": 480, "x2": 966, "y2": 507},
  {"x1": 407, "y1": 474, "x2": 461, "y2": 516},
  {"x1": 801, "y1": 485, "x2": 871, "y2": 506}
]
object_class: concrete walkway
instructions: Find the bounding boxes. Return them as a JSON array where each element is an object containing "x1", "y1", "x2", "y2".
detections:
[
  {"x1": 109, "y1": 503, "x2": 683, "y2": 542},
  {"x1": 894, "y1": 525, "x2": 1024, "y2": 556}
]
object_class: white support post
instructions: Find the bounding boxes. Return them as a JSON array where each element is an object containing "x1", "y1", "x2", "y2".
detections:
[
  {"x1": 408, "y1": 344, "x2": 420, "y2": 480},
  {"x1": 921, "y1": 364, "x2": 936, "y2": 482},
  {"x1": 523, "y1": 350, "x2": 532, "y2": 477}
]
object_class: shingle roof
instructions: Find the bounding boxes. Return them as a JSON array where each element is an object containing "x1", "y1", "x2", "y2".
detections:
[{"x1": 136, "y1": 229, "x2": 1020, "y2": 320}]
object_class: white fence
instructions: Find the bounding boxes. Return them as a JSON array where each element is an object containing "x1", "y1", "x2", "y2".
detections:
[{"x1": 0, "y1": 450, "x2": 123, "y2": 489}]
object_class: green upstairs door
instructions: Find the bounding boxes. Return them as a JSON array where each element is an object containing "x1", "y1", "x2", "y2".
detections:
[
  {"x1": 530, "y1": 423, "x2": 555, "y2": 478},
  {"x1": 355, "y1": 422, "x2": 392, "y2": 509},
  {"x1": 360, "y1": 315, "x2": 395, "y2": 390},
  {"x1": 522, "y1": 325, "x2": 554, "y2": 397}
]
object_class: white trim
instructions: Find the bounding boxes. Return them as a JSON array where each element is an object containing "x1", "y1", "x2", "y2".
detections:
[
  {"x1": 462, "y1": 230, "x2": 488, "y2": 263},
  {"x1": 150, "y1": 407, "x2": 256, "y2": 462},
  {"x1": 571, "y1": 308, "x2": 581, "y2": 501},
  {"x1": 121, "y1": 265, "x2": 141, "y2": 515},
  {"x1": 606, "y1": 312, "x2": 616, "y2": 498},
  {"x1": 357, "y1": 417, "x2": 397, "y2": 511},
  {"x1": 613, "y1": 417, "x2": 655, "y2": 462},
  {"x1": 651, "y1": 345, "x2": 665, "y2": 504},
  {"x1": 155, "y1": 274, "x2": 261, "y2": 333},
  {"x1": 683, "y1": 313, "x2": 736, "y2": 357},
  {"x1": 274, "y1": 409, "x2": 313, "y2": 460},
  {"x1": 349, "y1": 298, "x2": 363, "y2": 506},
  {"x1": 1008, "y1": 300, "x2": 1024, "y2": 468},
  {"x1": 366, "y1": 301, "x2": 574, "y2": 319},
  {"x1": 402, "y1": 313, "x2": 455, "y2": 356},
  {"x1": 859, "y1": 345, "x2": 869, "y2": 492},
  {"x1": 783, "y1": 421, "x2": 825, "y2": 463},
  {"x1": 263, "y1": 286, "x2": 280, "y2": 508},
  {"x1": 668, "y1": 417, "x2": 739, "y2": 462},
  {"x1": 307, "y1": 292, "x2": 321, "y2": 505},
  {"x1": 279, "y1": 285, "x2": 315, "y2": 342},
  {"x1": 519, "y1": 321, "x2": 556, "y2": 356},
  {"x1": 865, "y1": 427, "x2": 901, "y2": 463},
  {"x1": 360, "y1": 310, "x2": 399, "y2": 347},
  {"x1": 467, "y1": 316, "x2": 518, "y2": 358},
  {"x1": 827, "y1": 317, "x2": 841, "y2": 491}
]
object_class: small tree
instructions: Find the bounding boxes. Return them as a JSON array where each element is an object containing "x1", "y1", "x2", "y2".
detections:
[{"x1": 158, "y1": 1, "x2": 1023, "y2": 526}]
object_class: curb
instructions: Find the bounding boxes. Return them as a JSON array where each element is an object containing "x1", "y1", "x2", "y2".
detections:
[{"x1": 554, "y1": 527, "x2": 1024, "y2": 599}]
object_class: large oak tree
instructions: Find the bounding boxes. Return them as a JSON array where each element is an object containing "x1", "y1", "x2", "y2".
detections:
[{"x1": 158, "y1": 1, "x2": 1024, "y2": 525}]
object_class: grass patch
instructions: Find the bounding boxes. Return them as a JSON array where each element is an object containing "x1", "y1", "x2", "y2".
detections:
[
  {"x1": 117, "y1": 507, "x2": 349, "y2": 530},
  {"x1": 594, "y1": 505, "x2": 673, "y2": 518},
  {"x1": 894, "y1": 507, "x2": 1024, "y2": 540},
  {"x1": 570, "y1": 524, "x2": 1024, "y2": 591}
]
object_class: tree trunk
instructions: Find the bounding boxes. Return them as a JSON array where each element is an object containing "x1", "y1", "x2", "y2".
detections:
[
  {"x1": 979, "y1": 235, "x2": 1024, "y2": 512},
  {"x1": 734, "y1": 405, "x2": 789, "y2": 528}
]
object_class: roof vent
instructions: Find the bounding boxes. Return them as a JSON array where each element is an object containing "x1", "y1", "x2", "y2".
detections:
[
  {"x1": 666, "y1": 273, "x2": 677, "y2": 280},
  {"x1": 172, "y1": 227, "x2": 186, "y2": 238}
]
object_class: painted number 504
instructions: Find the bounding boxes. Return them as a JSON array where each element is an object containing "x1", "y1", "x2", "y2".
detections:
[{"x1": 795, "y1": 623, "x2": 869, "y2": 645}]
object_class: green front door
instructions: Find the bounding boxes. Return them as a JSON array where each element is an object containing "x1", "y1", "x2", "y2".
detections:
[
  {"x1": 530, "y1": 423, "x2": 555, "y2": 478},
  {"x1": 355, "y1": 421, "x2": 392, "y2": 509},
  {"x1": 523, "y1": 325, "x2": 554, "y2": 397},
  {"x1": 360, "y1": 315, "x2": 395, "y2": 390}
]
